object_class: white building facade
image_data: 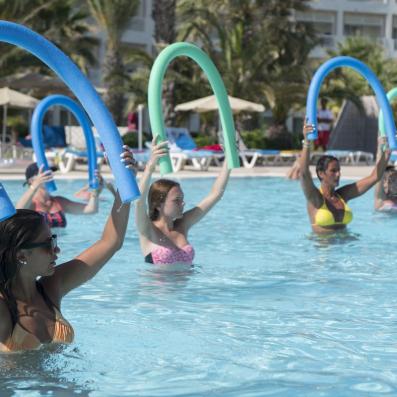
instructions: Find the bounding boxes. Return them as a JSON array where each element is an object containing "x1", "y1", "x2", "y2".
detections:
[
  {"x1": 281, "y1": 0, "x2": 397, "y2": 134},
  {"x1": 297, "y1": 0, "x2": 397, "y2": 59}
]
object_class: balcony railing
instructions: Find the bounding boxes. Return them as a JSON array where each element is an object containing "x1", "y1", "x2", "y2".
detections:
[
  {"x1": 348, "y1": 0, "x2": 388, "y2": 3},
  {"x1": 343, "y1": 34, "x2": 387, "y2": 46}
]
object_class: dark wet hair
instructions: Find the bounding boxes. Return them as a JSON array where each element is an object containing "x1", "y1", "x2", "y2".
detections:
[
  {"x1": 148, "y1": 179, "x2": 181, "y2": 221},
  {"x1": 383, "y1": 166, "x2": 397, "y2": 197},
  {"x1": 385, "y1": 165, "x2": 396, "y2": 173},
  {"x1": 0, "y1": 209, "x2": 45, "y2": 325},
  {"x1": 23, "y1": 162, "x2": 57, "y2": 186},
  {"x1": 316, "y1": 155, "x2": 339, "y2": 180},
  {"x1": 320, "y1": 98, "x2": 328, "y2": 107}
]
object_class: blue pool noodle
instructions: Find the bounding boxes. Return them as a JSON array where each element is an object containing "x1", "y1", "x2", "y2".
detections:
[
  {"x1": 0, "y1": 183, "x2": 16, "y2": 221},
  {"x1": 306, "y1": 56, "x2": 397, "y2": 149},
  {"x1": 0, "y1": 20, "x2": 139, "y2": 203},
  {"x1": 31, "y1": 95, "x2": 99, "y2": 192}
]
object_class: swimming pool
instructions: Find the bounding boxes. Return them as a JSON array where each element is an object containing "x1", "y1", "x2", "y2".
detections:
[{"x1": 1, "y1": 177, "x2": 397, "y2": 396}]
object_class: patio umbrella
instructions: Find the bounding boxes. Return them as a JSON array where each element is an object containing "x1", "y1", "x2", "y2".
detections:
[
  {"x1": 0, "y1": 87, "x2": 39, "y2": 149},
  {"x1": 175, "y1": 94, "x2": 265, "y2": 113},
  {"x1": 0, "y1": 72, "x2": 106, "y2": 96},
  {"x1": 0, "y1": 73, "x2": 68, "y2": 99}
]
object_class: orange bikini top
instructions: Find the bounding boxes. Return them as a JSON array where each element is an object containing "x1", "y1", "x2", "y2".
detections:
[{"x1": 4, "y1": 283, "x2": 74, "y2": 352}]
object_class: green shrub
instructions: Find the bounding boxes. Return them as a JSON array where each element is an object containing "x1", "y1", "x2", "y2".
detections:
[
  {"x1": 194, "y1": 135, "x2": 217, "y2": 147},
  {"x1": 7, "y1": 115, "x2": 28, "y2": 137},
  {"x1": 122, "y1": 131, "x2": 151, "y2": 148},
  {"x1": 291, "y1": 132, "x2": 304, "y2": 150},
  {"x1": 240, "y1": 129, "x2": 266, "y2": 149},
  {"x1": 240, "y1": 128, "x2": 300, "y2": 150}
]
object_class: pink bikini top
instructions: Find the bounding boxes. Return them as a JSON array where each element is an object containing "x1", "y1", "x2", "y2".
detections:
[
  {"x1": 32, "y1": 197, "x2": 67, "y2": 228},
  {"x1": 145, "y1": 244, "x2": 195, "y2": 265}
]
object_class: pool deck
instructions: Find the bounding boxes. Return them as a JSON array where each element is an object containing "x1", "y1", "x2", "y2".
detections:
[{"x1": 0, "y1": 160, "x2": 373, "y2": 181}]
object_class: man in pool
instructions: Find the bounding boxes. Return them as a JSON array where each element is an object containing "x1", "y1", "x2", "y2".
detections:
[{"x1": 300, "y1": 123, "x2": 390, "y2": 234}]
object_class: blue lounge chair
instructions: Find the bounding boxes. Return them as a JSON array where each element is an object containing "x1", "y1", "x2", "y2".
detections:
[
  {"x1": 165, "y1": 127, "x2": 217, "y2": 171},
  {"x1": 26, "y1": 125, "x2": 71, "y2": 169}
]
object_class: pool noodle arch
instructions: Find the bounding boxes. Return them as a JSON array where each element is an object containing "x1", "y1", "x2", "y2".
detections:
[
  {"x1": 0, "y1": 183, "x2": 16, "y2": 222},
  {"x1": 31, "y1": 95, "x2": 99, "y2": 192},
  {"x1": 0, "y1": 20, "x2": 139, "y2": 204},
  {"x1": 378, "y1": 87, "x2": 397, "y2": 138},
  {"x1": 148, "y1": 42, "x2": 240, "y2": 175},
  {"x1": 306, "y1": 56, "x2": 397, "y2": 149}
]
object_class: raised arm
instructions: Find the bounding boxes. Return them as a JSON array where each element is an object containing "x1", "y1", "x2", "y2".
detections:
[
  {"x1": 299, "y1": 123, "x2": 323, "y2": 208},
  {"x1": 47, "y1": 148, "x2": 135, "y2": 298},
  {"x1": 15, "y1": 166, "x2": 54, "y2": 209},
  {"x1": 56, "y1": 191, "x2": 100, "y2": 215},
  {"x1": 103, "y1": 178, "x2": 117, "y2": 198},
  {"x1": 181, "y1": 159, "x2": 231, "y2": 231},
  {"x1": 338, "y1": 145, "x2": 390, "y2": 202},
  {"x1": 374, "y1": 136, "x2": 388, "y2": 209},
  {"x1": 134, "y1": 139, "x2": 169, "y2": 236}
]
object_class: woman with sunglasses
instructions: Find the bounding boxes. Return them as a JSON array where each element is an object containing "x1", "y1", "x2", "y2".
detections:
[{"x1": 0, "y1": 146, "x2": 136, "y2": 352}]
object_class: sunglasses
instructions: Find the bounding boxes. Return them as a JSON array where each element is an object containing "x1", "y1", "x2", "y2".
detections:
[{"x1": 21, "y1": 234, "x2": 58, "y2": 252}]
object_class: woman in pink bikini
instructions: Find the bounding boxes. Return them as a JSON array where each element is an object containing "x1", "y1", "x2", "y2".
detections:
[
  {"x1": 135, "y1": 139, "x2": 231, "y2": 265},
  {"x1": 16, "y1": 163, "x2": 101, "y2": 228}
]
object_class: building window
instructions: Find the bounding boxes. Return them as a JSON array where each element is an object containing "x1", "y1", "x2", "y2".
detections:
[
  {"x1": 295, "y1": 10, "x2": 336, "y2": 47},
  {"x1": 344, "y1": 13, "x2": 385, "y2": 39},
  {"x1": 392, "y1": 15, "x2": 397, "y2": 49}
]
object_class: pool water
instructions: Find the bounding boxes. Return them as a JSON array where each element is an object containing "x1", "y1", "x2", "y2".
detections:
[{"x1": 1, "y1": 177, "x2": 397, "y2": 396}]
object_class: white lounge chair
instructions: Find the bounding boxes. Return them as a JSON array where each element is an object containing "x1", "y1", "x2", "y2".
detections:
[
  {"x1": 325, "y1": 150, "x2": 373, "y2": 165},
  {"x1": 234, "y1": 132, "x2": 281, "y2": 168},
  {"x1": 238, "y1": 149, "x2": 281, "y2": 168}
]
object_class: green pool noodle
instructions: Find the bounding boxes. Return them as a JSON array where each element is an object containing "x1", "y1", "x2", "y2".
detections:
[
  {"x1": 378, "y1": 87, "x2": 397, "y2": 138},
  {"x1": 148, "y1": 42, "x2": 240, "y2": 175}
]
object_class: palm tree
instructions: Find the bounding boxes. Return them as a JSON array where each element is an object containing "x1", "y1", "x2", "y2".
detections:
[
  {"x1": 177, "y1": 0, "x2": 317, "y2": 145},
  {"x1": 0, "y1": 0, "x2": 57, "y2": 25},
  {"x1": 258, "y1": 0, "x2": 317, "y2": 143},
  {"x1": 87, "y1": 0, "x2": 140, "y2": 125},
  {"x1": 151, "y1": 0, "x2": 178, "y2": 125},
  {"x1": 0, "y1": 0, "x2": 98, "y2": 79},
  {"x1": 126, "y1": 46, "x2": 204, "y2": 127},
  {"x1": 177, "y1": 0, "x2": 264, "y2": 100},
  {"x1": 125, "y1": 49, "x2": 153, "y2": 110},
  {"x1": 153, "y1": 0, "x2": 176, "y2": 45},
  {"x1": 38, "y1": 1, "x2": 98, "y2": 75},
  {"x1": 324, "y1": 36, "x2": 397, "y2": 103},
  {"x1": 0, "y1": 0, "x2": 55, "y2": 77},
  {"x1": 126, "y1": 0, "x2": 190, "y2": 126}
]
